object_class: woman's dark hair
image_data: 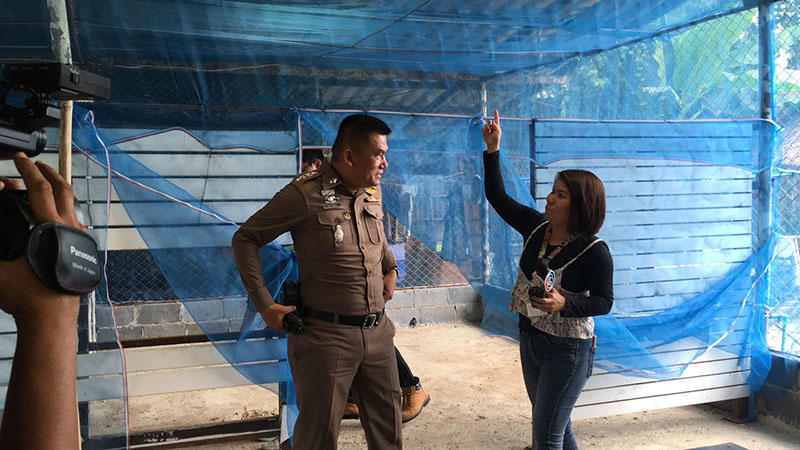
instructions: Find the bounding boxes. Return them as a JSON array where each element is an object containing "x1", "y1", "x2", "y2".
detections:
[{"x1": 555, "y1": 169, "x2": 606, "y2": 236}]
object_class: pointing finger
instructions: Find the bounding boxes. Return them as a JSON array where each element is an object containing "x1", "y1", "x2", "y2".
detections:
[{"x1": 494, "y1": 109, "x2": 500, "y2": 125}]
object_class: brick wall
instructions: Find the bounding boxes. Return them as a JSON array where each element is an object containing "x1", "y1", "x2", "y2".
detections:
[{"x1": 93, "y1": 285, "x2": 483, "y2": 342}]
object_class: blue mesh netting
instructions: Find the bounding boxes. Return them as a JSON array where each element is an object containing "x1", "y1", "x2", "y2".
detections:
[
  {"x1": 297, "y1": 110, "x2": 778, "y2": 385},
  {"x1": 70, "y1": 106, "x2": 301, "y2": 439},
  {"x1": 4, "y1": 0, "x2": 800, "y2": 446}
]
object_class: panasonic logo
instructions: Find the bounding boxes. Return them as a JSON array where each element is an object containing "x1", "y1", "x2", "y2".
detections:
[{"x1": 70, "y1": 246, "x2": 98, "y2": 265}]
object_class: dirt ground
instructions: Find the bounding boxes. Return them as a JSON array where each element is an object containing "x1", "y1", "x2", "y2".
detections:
[{"x1": 120, "y1": 322, "x2": 800, "y2": 450}]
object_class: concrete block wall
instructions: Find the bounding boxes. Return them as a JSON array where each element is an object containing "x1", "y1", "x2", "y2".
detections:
[
  {"x1": 92, "y1": 285, "x2": 483, "y2": 342},
  {"x1": 93, "y1": 296, "x2": 251, "y2": 342},
  {"x1": 385, "y1": 285, "x2": 484, "y2": 327},
  {"x1": 756, "y1": 355, "x2": 800, "y2": 427}
]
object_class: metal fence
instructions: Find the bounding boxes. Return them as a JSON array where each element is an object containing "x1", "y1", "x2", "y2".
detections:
[{"x1": 771, "y1": 0, "x2": 800, "y2": 358}]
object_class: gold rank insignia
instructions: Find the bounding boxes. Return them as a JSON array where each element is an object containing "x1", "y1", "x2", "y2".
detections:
[
  {"x1": 294, "y1": 171, "x2": 317, "y2": 183},
  {"x1": 343, "y1": 212, "x2": 351, "y2": 220},
  {"x1": 365, "y1": 186, "x2": 380, "y2": 202}
]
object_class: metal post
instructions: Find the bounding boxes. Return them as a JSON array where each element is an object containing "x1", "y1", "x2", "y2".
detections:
[
  {"x1": 530, "y1": 121, "x2": 537, "y2": 200},
  {"x1": 47, "y1": 1, "x2": 83, "y2": 447},
  {"x1": 750, "y1": 0, "x2": 776, "y2": 424},
  {"x1": 297, "y1": 113, "x2": 303, "y2": 173},
  {"x1": 755, "y1": 0, "x2": 775, "y2": 250},
  {"x1": 47, "y1": 0, "x2": 74, "y2": 181},
  {"x1": 480, "y1": 82, "x2": 491, "y2": 284},
  {"x1": 481, "y1": 82, "x2": 488, "y2": 118}
]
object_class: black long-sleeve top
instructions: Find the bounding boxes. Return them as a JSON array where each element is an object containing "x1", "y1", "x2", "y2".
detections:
[{"x1": 483, "y1": 151, "x2": 614, "y2": 318}]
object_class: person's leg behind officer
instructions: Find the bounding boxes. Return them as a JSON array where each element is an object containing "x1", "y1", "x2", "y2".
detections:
[{"x1": 395, "y1": 347, "x2": 430, "y2": 423}]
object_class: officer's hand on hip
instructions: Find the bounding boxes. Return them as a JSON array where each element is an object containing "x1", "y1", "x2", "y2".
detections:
[
  {"x1": 261, "y1": 303, "x2": 296, "y2": 333},
  {"x1": 383, "y1": 270, "x2": 398, "y2": 301}
]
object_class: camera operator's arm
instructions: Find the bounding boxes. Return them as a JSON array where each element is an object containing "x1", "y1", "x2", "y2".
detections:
[{"x1": 0, "y1": 154, "x2": 83, "y2": 450}]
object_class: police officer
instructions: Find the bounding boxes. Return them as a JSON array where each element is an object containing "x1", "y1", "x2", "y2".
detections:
[{"x1": 232, "y1": 114, "x2": 402, "y2": 450}]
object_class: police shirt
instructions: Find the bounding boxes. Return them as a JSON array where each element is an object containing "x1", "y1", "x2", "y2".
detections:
[{"x1": 232, "y1": 159, "x2": 397, "y2": 315}]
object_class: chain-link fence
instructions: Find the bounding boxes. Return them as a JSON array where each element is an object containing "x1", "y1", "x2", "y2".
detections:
[
  {"x1": 98, "y1": 212, "x2": 470, "y2": 304},
  {"x1": 771, "y1": 0, "x2": 800, "y2": 358},
  {"x1": 384, "y1": 209, "x2": 468, "y2": 289}
]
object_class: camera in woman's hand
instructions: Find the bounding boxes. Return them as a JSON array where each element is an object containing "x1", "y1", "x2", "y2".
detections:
[{"x1": 529, "y1": 286, "x2": 546, "y2": 300}]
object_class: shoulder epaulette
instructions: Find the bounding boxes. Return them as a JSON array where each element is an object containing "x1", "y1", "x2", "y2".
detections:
[{"x1": 293, "y1": 170, "x2": 322, "y2": 184}]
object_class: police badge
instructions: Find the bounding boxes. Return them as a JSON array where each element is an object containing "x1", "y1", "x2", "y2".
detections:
[
  {"x1": 334, "y1": 224, "x2": 344, "y2": 244},
  {"x1": 321, "y1": 188, "x2": 340, "y2": 209}
]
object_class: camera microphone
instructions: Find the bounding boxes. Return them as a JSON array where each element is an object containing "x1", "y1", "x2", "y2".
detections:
[
  {"x1": 534, "y1": 260, "x2": 556, "y2": 293},
  {"x1": 527, "y1": 260, "x2": 555, "y2": 317}
]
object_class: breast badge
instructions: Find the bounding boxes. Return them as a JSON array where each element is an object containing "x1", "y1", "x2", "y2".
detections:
[
  {"x1": 321, "y1": 188, "x2": 341, "y2": 209},
  {"x1": 334, "y1": 224, "x2": 344, "y2": 244}
]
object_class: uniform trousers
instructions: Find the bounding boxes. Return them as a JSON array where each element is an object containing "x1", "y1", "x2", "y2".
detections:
[{"x1": 288, "y1": 315, "x2": 402, "y2": 450}]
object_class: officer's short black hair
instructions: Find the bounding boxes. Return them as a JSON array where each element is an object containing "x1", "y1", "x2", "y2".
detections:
[
  {"x1": 331, "y1": 114, "x2": 391, "y2": 161},
  {"x1": 301, "y1": 148, "x2": 324, "y2": 165}
]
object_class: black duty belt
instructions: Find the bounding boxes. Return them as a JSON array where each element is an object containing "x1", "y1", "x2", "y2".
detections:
[{"x1": 301, "y1": 306, "x2": 384, "y2": 328}]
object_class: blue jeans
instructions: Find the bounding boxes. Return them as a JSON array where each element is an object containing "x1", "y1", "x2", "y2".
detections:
[{"x1": 519, "y1": 316, "x2": 595, "y2": 450}]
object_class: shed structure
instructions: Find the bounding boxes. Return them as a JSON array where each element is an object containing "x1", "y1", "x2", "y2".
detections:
[{"x1": 1, "y1": 0, "x2": 800, "y2": 447}]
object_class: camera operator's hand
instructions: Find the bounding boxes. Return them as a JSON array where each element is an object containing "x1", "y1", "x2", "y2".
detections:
[
  {"x1": 0, "y1": 153, "x2": 82, "y2": 450},
  {"x1": 0, "y1": 176, "x2": 22, "y2": 190},
  {"x1": 0, "y1": 153, "x2": 85, "y2": 319}
]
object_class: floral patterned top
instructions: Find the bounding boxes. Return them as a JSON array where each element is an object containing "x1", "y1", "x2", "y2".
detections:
[{"x1": 509, "y1": 222, "x2": 603, "y2": 339}]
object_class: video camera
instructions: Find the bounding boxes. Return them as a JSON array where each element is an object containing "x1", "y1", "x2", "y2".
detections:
[
  {"x1": 0, "y1": 63, "x2": 109, "y2": 294},
  {"x1": 0, "y1": 62, "x2": 110, "y2": 157}
]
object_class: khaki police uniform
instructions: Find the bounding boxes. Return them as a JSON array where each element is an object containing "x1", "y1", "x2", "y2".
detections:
[{"x1": 232, "y1": 160, "x2": 402, "y2": 450}]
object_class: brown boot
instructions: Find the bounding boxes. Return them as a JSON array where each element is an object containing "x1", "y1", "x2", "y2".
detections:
[
  {"x1": 342, "y1": 402, "x2": 359, "y2": 420},
  {"x1": 401, "y1": 383, "x2": 430, "y2": 423}
]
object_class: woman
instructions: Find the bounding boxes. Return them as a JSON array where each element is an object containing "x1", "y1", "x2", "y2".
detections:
[{"x1": 482, "y1": 110, "x2": 613, "y2": 450}]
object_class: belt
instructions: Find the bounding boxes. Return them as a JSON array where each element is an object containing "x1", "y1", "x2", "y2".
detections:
[{"x1": 301, "y1": 306, "x2": 384, "y2": 328}]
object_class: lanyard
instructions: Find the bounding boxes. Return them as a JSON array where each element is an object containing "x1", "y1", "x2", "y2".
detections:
[{"x1": 537, "y1": 224, "x2": 575, "y2": 265}]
